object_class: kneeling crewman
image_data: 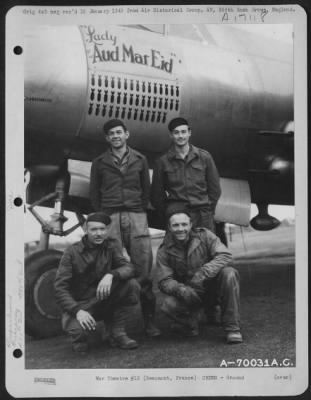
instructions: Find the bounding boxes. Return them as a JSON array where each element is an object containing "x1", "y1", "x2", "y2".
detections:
[
  {"x1": 55, "y1": 212, "x2": 140, "y2": 353},
  {"x1": 156, "y1": 204, "x2": 243, "y2": 344}
]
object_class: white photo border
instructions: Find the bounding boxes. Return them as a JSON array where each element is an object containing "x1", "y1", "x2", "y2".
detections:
[{"x1": 5, "y1": 4, "x2": 308, "y2": 397}]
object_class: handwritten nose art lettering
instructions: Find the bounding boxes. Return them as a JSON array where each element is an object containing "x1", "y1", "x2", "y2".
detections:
[{"x1": 82, "y1": 25, "x2": 175, "y2": 74}]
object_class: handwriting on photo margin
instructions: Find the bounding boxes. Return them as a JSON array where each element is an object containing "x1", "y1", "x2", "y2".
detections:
[{"x1": 222, "y1": 9, "x2": 269, "y2": 23}]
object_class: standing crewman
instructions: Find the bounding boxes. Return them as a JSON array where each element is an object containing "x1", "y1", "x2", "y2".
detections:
[
  {"x1": 55, "y1": 212, "x2": 140, "y2": 353},
  {"x1": 151, "y1": 117, "x2": 221, "y2": 233},
  {"x1": 90, "y1": 119, "x2": 160, "y2": 337},
  {"x1": 156, "y1": 204, "x2": 243, "y2": 344}
]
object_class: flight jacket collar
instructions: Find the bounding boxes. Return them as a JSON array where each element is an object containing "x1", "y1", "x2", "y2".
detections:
[
  {"x1": 75, "y1": 235, "x2": 109, "y2": 254},
  {"x1": 163, "y1": 229, "x2": 202, "y2": 257},
  {"x1": 167, "y1": 144, "x2": 199, "y2": 163},
  {"x1": 98, "y1": 146, "x2": 144, "y2": 168}
]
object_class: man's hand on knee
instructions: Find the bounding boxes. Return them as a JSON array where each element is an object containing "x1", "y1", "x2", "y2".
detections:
[
  {"x1": 189, "y1": 272, "x2": 205, "y2": 294},
  {"x1": 96, "y1": 273, "x2": 113, "y2": 300},
  {"x1": 176, "y1": 285, "x2": 202, "y2": 306},
  {"x1": 76, "y1": 310, "x2": 96, "y2": 331}
]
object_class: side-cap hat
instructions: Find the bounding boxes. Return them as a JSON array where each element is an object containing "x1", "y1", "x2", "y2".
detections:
[
  {"x1": 168, "y1": 117, "x2": 189, "y2": 132},
  {"x1": 103, "y1": 119, "x2": 127, "y2": 134},
  {"x1": 166, "y1": 202, "x2": 191, "y2": 222},
  {"x1": 86, "y1": 212, "x2": 111, "y2": 226}
]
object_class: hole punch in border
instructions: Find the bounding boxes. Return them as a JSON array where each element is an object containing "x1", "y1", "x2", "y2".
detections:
[
  {"x1": 14, "y1": 197, "x2": 23, "y2": 207},
  {"x1": 13, "y1": 349, "x2": 23, "y2": 358},
  {"x1": 13, "y1": 46, "x2": 23, "y2": 55}
]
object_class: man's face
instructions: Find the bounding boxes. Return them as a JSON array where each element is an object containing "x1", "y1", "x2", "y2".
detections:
[
  {"x1": 168, "y1": 213, "x2": 192, "y2": 242},
  {"x1": 105, "y1": 125, "x2": 129, "y2": 149},
  {"x1": 170, "y1": 124, "x2": 191, "y2": 147},
  {"x1": 85, "y1": 221, "x2": 108, "y2": 245}
]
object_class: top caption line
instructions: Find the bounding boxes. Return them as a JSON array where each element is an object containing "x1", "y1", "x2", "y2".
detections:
[{"x1": 21, "y1": 5, "x2": 297, "y2": 21}]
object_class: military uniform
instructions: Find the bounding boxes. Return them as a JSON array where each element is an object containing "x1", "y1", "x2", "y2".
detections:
[
  {"x1": 55, "y1": 235, "x2": 140, "y2": 349},
  {"x1": 90, "y1": 120, "x2": 159, "y2": 336},
  {"x1": 156, "y1": 227, "x2": 241, "y2": 335},
  {"x1": 151, "y1": 145, "x2": 221, "y2": 231}
]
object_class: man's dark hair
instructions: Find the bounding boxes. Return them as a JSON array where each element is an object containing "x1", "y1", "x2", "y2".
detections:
[{"x1": 103, "y1": 119, "x2": 127, "y2": 134}]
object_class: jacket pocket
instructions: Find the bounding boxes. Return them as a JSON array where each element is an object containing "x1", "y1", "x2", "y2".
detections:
[
  {"x1": 164, "y1": 165, "x2": 180, "y2": 186},
  {"x1": 190, "y1": 161, "x2": 204, "y2": 171}
]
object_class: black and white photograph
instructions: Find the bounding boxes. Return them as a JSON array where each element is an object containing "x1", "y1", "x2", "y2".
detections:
[{"x1": 5, "y1": 4, "x2": 308, "y2": 397}]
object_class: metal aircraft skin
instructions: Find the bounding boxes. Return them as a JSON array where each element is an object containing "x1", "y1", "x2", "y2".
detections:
[
  {"x1": 23, "y1": 24, "x2": 294, "y2": 339},
  {"x1": 24, "y1": 23, "x2": 294, "y2": 229}
]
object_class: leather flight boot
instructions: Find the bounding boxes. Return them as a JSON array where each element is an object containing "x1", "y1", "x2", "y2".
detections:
[
  {"x1": 110, "y1": 335, "x2": 138, "y2": 349},
  {"x1": 72, "y1": 342, "x2": 88, "y2": 354},
  {"x1": 144, "y1": 314, "x2": 161, "y2": 337},
  {"x1": 110, "y1": 305, "x2": 138, "y2": 349},
  {"x1": 226, "y1": 331, "x2": 243, "y2": 344}
]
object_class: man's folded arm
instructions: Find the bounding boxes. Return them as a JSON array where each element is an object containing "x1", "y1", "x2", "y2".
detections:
[{"x1": 191, "y1": 235, "x2": 232, "y2": 284}]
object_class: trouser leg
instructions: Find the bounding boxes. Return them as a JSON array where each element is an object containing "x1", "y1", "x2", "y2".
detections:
[
  {"x1": 160, "y1": 296, "x2": 199, "y2": 330},
  {"x1": 140, "y1": 279, "x2": 161, "y2": 336},
  {"x1": 106, "y1": 211, "x2": 159, "y2": 334},
  {"x1": 105, "y1": 212, "x2": 123, "y2": 251},
  {"x1": 106, "y1": 279, "x2": 140, "y2": 349},
  {"x1": 217, "y1": 267, "x2": 241, "y2": 332},
  {"x1": 110, "y1": 279, "x2": 140, "y2": 338},
  {"x1": 120, "y1": 212, "x2": 160, "y2": 335},
  {"x1": 122, "y1": 212, "x2": 153, "y2": 279},
  {"x1": 62, "y1": 312, "x2": 89, "y2": 348},
  {"x1": 92, "y1": 278, "x2": 140, "y2": 337},
  {"x1": 62, "y1": 278, "x2": 140, "y2": 349},
  {"x1": 140, "y1": 278, "x2": 156, "y2": 317},
  {"x1": 215, "y1": 222, "x2": 228, "y2": 246},
  {"x1": 203, "y1": 280, "x2": 221, "y2": 325},
  {"x1": 189, "y1": 208, "x2": 215, "y2": 233}
]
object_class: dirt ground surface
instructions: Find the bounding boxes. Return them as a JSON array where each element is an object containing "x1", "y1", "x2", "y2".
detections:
[{"x1": 25, "y1": 225, "x2": 295, "y2": 369}]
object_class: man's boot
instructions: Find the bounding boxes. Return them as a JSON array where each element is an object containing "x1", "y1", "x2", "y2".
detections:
[
  {"x1": 111, "y1": 305, "x2": 138, "y2": 350},
  {"x1": 143, "y1": 313, "x2": 161, "y2": 337},
  {"x1": 109, "y1": 335, "x2": 138, "y2": 349},
  {"x1": 72, "y1": 342, "x2": 89, "y2": 354}
]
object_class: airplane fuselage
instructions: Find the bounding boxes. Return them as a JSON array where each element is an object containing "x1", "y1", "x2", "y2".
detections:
[{"x1": 24, "y1": 24, "x2": 294, "y2": 216}]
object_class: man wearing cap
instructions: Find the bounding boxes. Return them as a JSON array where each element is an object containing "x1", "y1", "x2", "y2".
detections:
[
  {"x1": 151, "y1": 117, "x2": 221, "y2": 232},
  {"x1": 89, "y1": 119, "x2": 160, "y2": 338},
  {"x1": 156, "y1": 204, "x2": 243, "y2": 344},
  {"x1": 55, "y1": 212, "x2": 141, "y2": 353}
]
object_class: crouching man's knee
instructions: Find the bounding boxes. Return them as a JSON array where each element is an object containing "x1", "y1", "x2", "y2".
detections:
[
  {"x1": 121, "y1": 278, "x2": 141, "y2": 305},
  {"x1": 160, "y1": 296, "x2": 181, "y2": 316},
  {"x1": 219, "y1": 266, "x2": 240, "y2": 285},
  {"x1": 62, "y1": 312, "x2": 89, "y2": 342}
]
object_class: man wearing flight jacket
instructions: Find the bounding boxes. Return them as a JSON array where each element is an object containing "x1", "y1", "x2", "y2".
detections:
[
  {"x1": 89, "y1": 119, "x2": 160, "y2": 337},
  {"x1": 55, "y1": 212, "x2": 140, "y2": 353},
  {"x1": 156, "y1": 204, "x2": 243, "y2": 344},
  {"x1": 151, "y1": 117, "x2": 221, "y2": 232}
]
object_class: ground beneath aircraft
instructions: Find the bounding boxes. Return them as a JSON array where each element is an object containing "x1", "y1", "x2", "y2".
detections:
[{"x1": 25, "y1": 225, "x2": 295, "y2": 369}]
